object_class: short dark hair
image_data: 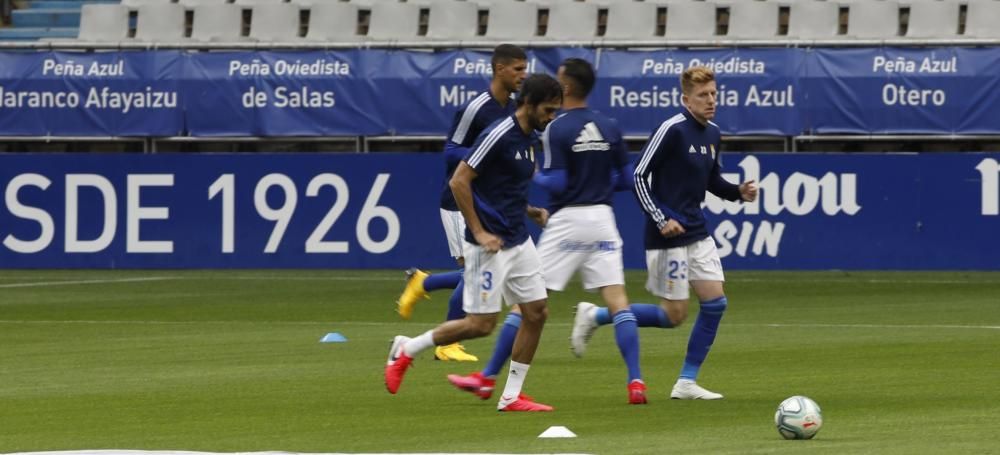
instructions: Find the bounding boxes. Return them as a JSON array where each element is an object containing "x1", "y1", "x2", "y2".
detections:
[
  {"x1": 491, "y1": 44, "x2": 527, "y2": 72},
  {"x1": 517, "y1": 73, "x2": 563, "y2": 107},
  {"x1": 560, "y1": 58, "x2": 596, "y2": 98}
]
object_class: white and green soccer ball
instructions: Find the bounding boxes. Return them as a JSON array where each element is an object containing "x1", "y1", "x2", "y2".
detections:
[{"x1": 774, "y1": 395, "x2": 823, "y2": 440}]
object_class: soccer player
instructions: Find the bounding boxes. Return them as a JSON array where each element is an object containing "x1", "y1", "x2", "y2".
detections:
[
  {"x1": 570, "y1": 66, "x2": 758, "y2": 400},
  {"x1": 385, "y1": 73, "x2": 563, "y2": 412},
  {"x1": 448, "y1": 58, "x2": 650, "y2": 405},
  {"x1": 395, "y1": 44, "x2": 529, "y2": 363}
]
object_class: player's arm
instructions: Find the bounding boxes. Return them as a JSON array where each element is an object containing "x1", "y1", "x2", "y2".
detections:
[
  {"x1": 450, "y1": 162, "x2": 502, "y2": 252},
  {"x1": 707, "y1": 152, "x2": 755, "y2": 202},
  {"x1": 443, "y1": 141, "x2": 469, "y2": 170},
  {"x1": 633, "y1": 127, "x2": 687, "y2": 230},
  {"x1": 609, "y1": 128, "x2": 635, "y2": 192},
  {"x1": 533, "y1": 120, "x2": 568, "y2": 194},
  {"x1": 526, "y1": 204, "x2": 549, "y2": 227}
]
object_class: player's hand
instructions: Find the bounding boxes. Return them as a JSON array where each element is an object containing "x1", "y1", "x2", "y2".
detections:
[
  {"x1": 528, "y1": 206, "x2": 549, "y2": 227},
  {"x1": 739, "y1": 180, "x2": 758, "y2": 202},
  {"x1": 660, "y1": 219, "x2": 686, "y2": 238},
  {"x1": 474, "y1": 230, "x2": 503, "y2": 253}
]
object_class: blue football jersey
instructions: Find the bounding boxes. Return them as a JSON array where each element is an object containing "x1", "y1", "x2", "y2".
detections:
[
  {"x1": 440, "y1": 91, "x2": 517, "y2": 211},
  {"x1": 540, "y1": 108, "x2": 630, "y2": 213},
  {"x1": 462, "y1": 114, "x2": 540, "y2": 248},
  {"x1": 633, "y1": 110, "x2": 742, "y2": 250}
]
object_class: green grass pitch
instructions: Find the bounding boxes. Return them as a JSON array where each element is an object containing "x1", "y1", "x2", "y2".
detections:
[{"x1": 1, "y1": 270, "x2": 998, "y2": 454}]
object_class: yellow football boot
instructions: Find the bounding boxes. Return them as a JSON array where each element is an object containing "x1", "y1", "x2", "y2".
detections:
[
  {"x1": 434, "y1": 343, "x2": 479, "y2": 362},
  {"x1": 396, "y1": 268, "x2": 430, "y2": 319}
]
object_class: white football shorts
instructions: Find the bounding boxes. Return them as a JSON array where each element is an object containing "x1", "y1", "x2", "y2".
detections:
[
  {"x1": 536, "y1": 205, "x2": 625, "y2": 292},
  {"x1": 462, "y1": 238, "x2": 548, "y2": 314},
  {"x1": 645, "y1": 236, "x2": 725, "y2": 300},
  {"x1": 440, "y1": 208, "x2": 466, "y2": 259}
]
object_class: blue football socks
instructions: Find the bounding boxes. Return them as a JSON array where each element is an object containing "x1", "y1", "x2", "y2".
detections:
[
  {"x1": 482, "y1": 312, "x2": 521, "y2": 378},
  {"x1": 612, "y1": 310, "x2": 642, "y2": 383},
  {"x1": 445, "y1": 280, "x2": 465, "y2": 321},
  {"x1": 679, "y1": 296, "x2": 728, "y2": 380},
  {"x1": 630, "y1": 303, "x2": 673, "y2": 328},
  {"x1": 423, "y1": 270, "x2": 462, "y2": 292},
  {"x1": 596, "y1": 304, "x2": 672, "y2": 328}
]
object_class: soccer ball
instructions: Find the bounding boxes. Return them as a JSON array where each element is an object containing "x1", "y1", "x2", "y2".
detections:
[{"x1": 774, "y1": 395, "x2": 823, "y2": 440}]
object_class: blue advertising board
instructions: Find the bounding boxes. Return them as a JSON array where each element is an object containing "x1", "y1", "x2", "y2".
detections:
[
  {"x1": 1, "y1": 47, "x2": 999, "y2": 137},
  {"x1": 1, "y1": 153, "x2": 997, "y2": 270}
]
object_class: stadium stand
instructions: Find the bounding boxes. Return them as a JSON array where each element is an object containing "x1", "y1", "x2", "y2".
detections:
[
  {"x1": 965, "y1": 0, "x2": 1000, "y2": 39},
  {"x1": 602, "y1": 1, "x2": 660, "y2": 41},
  {"x1": 846, "y1": 0, "x2": 902, "y2": 39},
  {"x1": 664, "y1": 0, "x2": 716, "y2": 40},
  {"x1": 366, "y1": 2, "x2": 421, "y2": 42},
  {"x1": 76, "y1": 3, "x2": 127, "y2": 42},
  {"x1": 249, "y1": 3, "x2": 301, "y2": 41},
  {"x1": 189, "y1": 3, "x2": 242, "y2": 42},
  {"x1": 134, "y1": 2, "x2": 185, "y2": 42},
  {"x1": 543, "y1": 2, "x2": 599, "y2": 41},
  {"x1": 904, "y1": 0, "x2": 960, "y2": 39},
  {"x1": 786, "y1": 0, "x2": 841, "y2": 40},
  {"x1": 176, "y1": 0, "x2": 227, "y2": 7},
  {"x1": 424, "y1": 0, "x2": 479, "y2": 41},
  {"x1": 303, "y1": 2, "x2": 363, "y2": 42},
  {"x1": 726, "y1": 1, "x2": 780, "y2": 40},
  {"x1": 483, "y1": 1, "x2": 538, "y2": 41}
]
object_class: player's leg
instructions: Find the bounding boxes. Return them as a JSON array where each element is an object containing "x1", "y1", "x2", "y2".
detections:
[
  {"x1": 396, "y1": 209, "x2": 465, "y2": 319},
  {"x1": 496, "y1": 241, "x2": 552, "y2": 412},
  {"x1": 448, "y1": 211, "x2": 578, "y2": 398},
  {"x1": 570, "y1": 247, "x2": 686, "y2": 357},
  {"x1": 446, "y1": 305, "x2": 523, "y2": 399},
  {"x1": 386, "y1": 242, "x2": 504, "y2": 394},
  {"x1": 434, "y1": 278, "x2": 479, "y2": 361},
  {"x1": 598, "y1": 284, "x2": 647, "y2": 404},
  {"x1": 431, "y1": 213, "x2": 478, "y2": 360},
  {"x1": 572, "y1": 206, "x2": 646, "y2": 404},
  {"x1": 385, "y1": 312, "x2": 498, "y2": 395},
  {"x1": 671, "y1": 237, "x2": 727, "y2": 400}
]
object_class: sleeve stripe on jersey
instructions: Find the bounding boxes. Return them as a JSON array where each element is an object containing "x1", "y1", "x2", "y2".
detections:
[
  {"x1": 634, "y1": 114, "x2": 685, "y2": 224},
  {"x1": 467, "y1": 117, "x2": 515, "y2": 168},
  {"x1": 450, "y1": 92, "x2": 492, "y2": 144},
  {"x1": 542, "y1": 114, "x2": 565, "y2": 170},
  {"x1": 541, "y1": 125, "x2": 552, "y2": 169}
]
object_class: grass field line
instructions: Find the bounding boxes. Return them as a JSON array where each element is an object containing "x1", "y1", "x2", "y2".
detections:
[
  {"x1": 0, "y1": 319, "x2": 997, "y2": 331},
  {"x1": 2, "y1": 452, "x2": 593, "y2": 455},
  {"x1": 0, "y1": 277, "x2": 177, "y2": 289}
]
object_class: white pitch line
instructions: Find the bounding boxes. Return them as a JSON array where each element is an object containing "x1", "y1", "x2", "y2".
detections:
[
  {"x1": 0, "y1": 277, "x2": 176, "y2": 289},
  {"x1": 728, "y1": 322, "x2": 1000, "y2": 330},
  {"x1": 2, "y1": 452, "x2": 594, "y2": 455}
]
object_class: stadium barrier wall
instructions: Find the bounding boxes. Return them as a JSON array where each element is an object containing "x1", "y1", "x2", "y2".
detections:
[
  {"x1": 1, "y1": 152, "x2": 998, "y2": 270},
  {"x1": 0, "y1": 47, "x2": 998, "y2": 137}
]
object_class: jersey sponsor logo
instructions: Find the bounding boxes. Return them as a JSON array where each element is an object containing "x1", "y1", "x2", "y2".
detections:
[
  {"x1": 688, "y1": 144, "x2": 709, "y2": 155},
  {"x1": 557, "y1": 239, "x2": 619, "y2": 252},
  {"x1": 572, "y1": 122, "x2": 611, "y2": 152}
]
